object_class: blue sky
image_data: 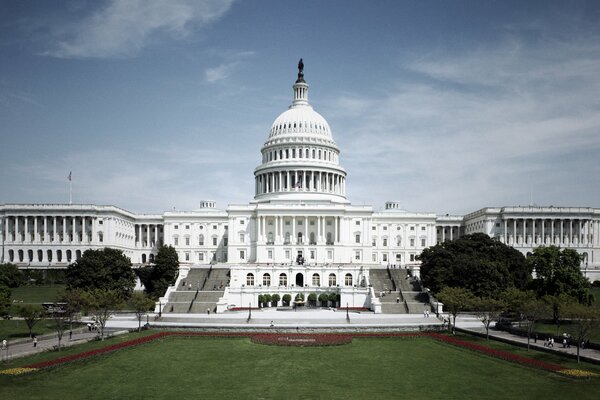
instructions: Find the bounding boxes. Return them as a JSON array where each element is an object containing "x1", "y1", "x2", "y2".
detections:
[{"x1": 1, "y1": 0, "x2": 599, "y2": 215}]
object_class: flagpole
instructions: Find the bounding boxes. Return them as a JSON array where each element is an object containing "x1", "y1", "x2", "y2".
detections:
[{"x1": 69, "y1": 179, "x2": 72, "y2": 205}]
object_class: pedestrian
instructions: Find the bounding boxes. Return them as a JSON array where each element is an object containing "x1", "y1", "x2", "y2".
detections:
[
  {"x1": 549, "y1": 338, "x2": 554, "y2": 348},
  {"x1": 270, "y1": 320, "x2": 274, "y2": 327},
  {"x1": 69, "y1": 330, "x2": 73, "y2": 341},
  {"x1": 423, "y1": 310, "x2": 427, "y2": 318},
  {"x1": 534, "y1": 333, "x2": 538, "y2": 343},
  {"x1": 1, "y1": 339, "x2": 6, "y2": 350},
  {"x1": 206, "y1": 308, "x2": 210, "y2": 315},
  {"x1": 426, "y1": 310, "x2": 430, "y2": 318},
  {"x1": 396, "y1": 296, "x2": 400, "y2": 303},
  {"x1": 543, "y1": 338, "x2": 548, "y2": 347},
  {"x1": 188, "y1": 283, "x2": 192, "y2": 290},
  {"x1": 563, "y1": 338, "x2": 567, "y2": 348},
  {"x1": 87, "y1": 323, "x2": 91, "y2": 332},
  {"x1": 33, "y1": 336, "x2": 38, "y2": 348}
]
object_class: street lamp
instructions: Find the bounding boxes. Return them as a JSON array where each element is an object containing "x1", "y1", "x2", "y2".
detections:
[
  {"x1": 247, "y1": 302, "x2": 251, "y2": 323},
  {"x1": 158, "y1": 301, "x2": 163, "y2": 318},
  {"x1": 346, "y1": 302, "x2": 350, "y2": 322}
]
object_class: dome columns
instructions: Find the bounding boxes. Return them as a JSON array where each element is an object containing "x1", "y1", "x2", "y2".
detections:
[{"x1": 255, "y1": 170, "x2": 346, "y2": 197}]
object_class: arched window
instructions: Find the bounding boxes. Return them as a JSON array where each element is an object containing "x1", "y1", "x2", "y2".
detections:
[
  {"x1": 8, "y1": 250, "x2": 14, "y2": 262},
  {"x1": 28, "y1": 250, "x2": 33, "y2": 262},
  {"x1": 98, "y1": 232, "x2": 104, "y2": 243},
  {"x1": 66, "y1": 250, "x2": 72, "y2": 262},
  {"x1": 279, "y1": 273, "x2": 287, "y2": 286},
  {"x1": 263, "y1": 273, "x2": 271, "y2": 287},
  {"x1": 38, "y1": 250, "x2": 43, "y2": 262},
  {"x1": 149, "y1": 254, "x2": 155, "y2": 262},
  {"x1": 76, "y1": 250, "x2": 81, "y2": 260},
  {"x1": 142, "y1": 254, "x2": 147, "y2": 263},
  {"x1": 383, "y1": 237, "x2": 388, "y2": 247},
  {"x1": 328, "y1": 273, "x2": 336, "y2": 287},
  {"x1": 47, "y1": 250, "x2": 53, "y2": 262},
  {"x1": 57, "y1": 250, "x2": 62, "y2": 262},
  {"x1": 18, "y1": 250, "x2": 23, "y2": 262},
  {"x1": 199, "y1": 234, "x2": 204, "y2": 246},
  {"x1": 345, "y1": 273, "x2": 353, "y2": 286},
  {"x1": 246, "y1": 273, "x2": 255, "y2": 286},
  {"x1": 298, "y1": 232, "x2": 303, "y2": 244},
  {"x1": 355, "y1": 233, "x2": 361, "y2": 243},
  {"x1": 312, "y1": 273, "x2": 320, "y2": 286}
]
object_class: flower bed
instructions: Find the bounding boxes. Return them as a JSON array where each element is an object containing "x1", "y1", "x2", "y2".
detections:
[{"x1": 251, "y1": 333, "x2": 353, "y2": 346}]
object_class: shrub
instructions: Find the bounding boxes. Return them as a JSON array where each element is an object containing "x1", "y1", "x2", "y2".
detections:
[
  {"x1": 271, "y1": 294, "x2": 281, "y2": 306},
  {"x1": 282, "y1": 294, "x2": 292, "y2": 305},
  {"x1": 294, "y1": 293, "x2": 305, "y2": 302}
]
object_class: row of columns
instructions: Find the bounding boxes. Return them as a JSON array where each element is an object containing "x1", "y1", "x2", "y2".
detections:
[
  {"x1": 263, "y1": 146, "x2": 336, "y2": 163},
  {"x1": 439, "y1": 225, "x2": 462, "y2": 242},
  {"x1": 503, "y1": 218, "x2": 597, "y2": 246},
  {"x1": 3, "y1": 216, "x2": 96, "y2": 244},
  {"x1": 255, "y1": 170, "x2": 345, "y2": 196},
  {"x1": 135, "y1": 224, "x2": 162, "y2": 248},
  {"x1": 256, "y1": 216, "x2": 342, "y2": 245}
]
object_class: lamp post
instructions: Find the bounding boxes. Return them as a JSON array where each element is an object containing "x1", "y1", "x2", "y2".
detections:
[
  {"x1": 247, "y1": 302, "x2": 251, "y2": 323},
  {"x1": 346, "y1": 302, "x2": 350, "y2": 322},
  {"x1": 158, "y1": 301, "x2": 162, "y2": 318}
]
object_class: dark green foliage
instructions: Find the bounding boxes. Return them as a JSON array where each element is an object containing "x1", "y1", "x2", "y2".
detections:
[
  {"x1": 528, "y1": 246, "x2": 591, "y2": 304},
  {"x1": 17, "y1": 303, "x2": 45, "y2": 338},
  {"x1": 0, "y1": 284, "x2": 11, "y2": 317},
  {"x1": 419, "y1": 233, "x2": 530, "y2": 297},
  {"x1": 307, "y1": 293, "x2": 317, "y2": 302},
  {"x1": 282, "y1": 294, "x2": 291, "y2": 304},
  {"x1": 66, "y1": 248, "x2": 135, "y2": 298},
  {"x1": 318, "y1": 293, "x2": 329, "y2": 303},
  {"x1": 130, "y1": 291, "x2": 155, "y2": 332},
  {"x1": 136, "y1": 245, "x2": 179, "y2": 299},
  {"x1": 0, "y1": 263, "x2": 24, "y2": 288},
  {"x1": 271, "y1": 293, "x2": 280, "y2": 305}
]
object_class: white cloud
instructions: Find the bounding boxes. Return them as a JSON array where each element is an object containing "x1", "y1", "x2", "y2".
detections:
[
  {"x1": 44, "y1": 0, "x2": 234, "y2": 59},
  {"x1": 328, "y1": 36, "x2": 600, "y2": 214},
  {"x1": 205, "y1": 50, "x2": 255, "y2": 83}
]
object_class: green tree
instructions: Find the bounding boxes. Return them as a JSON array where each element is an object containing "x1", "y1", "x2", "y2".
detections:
[
  {"x1": 0, "y1": 263, "x2": 24, "y2": 288},
  {"x1": 49, "y1": 302, "x2": 69, "y2": 351},
  {"x1": 521, "y1": 298, "x2": 550, "y2": 351},
  {"x1": 82, "y1": 289, "x2": 123, "y2": 341},
  {"x1": 419, "y1": 233, "x2": 530, "y2": 298},
  {"x1": 263, "y1": 294, "x2": 272, "y2": 307},
  {"x1": 564, "y1": 303, "x2": 600, "y2": 363},
  {"x1": 130, "y1": 291, "x2": 155, "y2": 332},
  {"x1": 438, "y1": 287, "x2": 476, "y2": 333},
  {"x1": 17, "y1": 304, "x2": 45, "y2": 338},
  {"x1": 529, "y1": 246, "x2": 591, "y2": 304},
  {"x1": 57, "y1": 288, "x2": 85, "y2": 332},
  {"x1": 282, "y1": 294, "x2": 291, "y2": 305},
  {"x1": 137, "y1": 245, "x2": 179, "y2": 299},
  {"x1": 328, "y1": 292, "x2": 338, "y2": 307},
  {"x1": 474, "y1": 297, "x2": 504, "y2": 340},
  {"x1": 66, "y1": 248, "x2": 135, "y2": 298},
  {"x1": 0, "y1": 284, "x2": 10, "y2": 317},
  {"x1": 271, "y1": 294, "x2": 281, "y2": 307},
  {"x1": 318, "y1": 293, "x2": 329, "y2": 307}
]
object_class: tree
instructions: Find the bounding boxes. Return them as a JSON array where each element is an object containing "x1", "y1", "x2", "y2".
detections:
[
  {"x1": 474, "y1": 297, "x2": 504, "y2": 340},
  {"x1": 48, "y1": 303, "x2": 69, "y2": 351},
  {"x1": 0, "y1": 285, "x2": 10, "y2": 318},
  {"x1": 564, "y1": 303, "x2": 600, "y2": 363},
  {"x1": 282, "y1": 294, "x2": 292, "y2": 306},
  {"x1": 438, "y1": 287, "x2": 476, "y2": 334},
  {"x1": 17, "y1": 304, "x2": 45, "y2": 338},
  {"x1": 307, "y1": 293, "x2": 317, "y2": 307},
  {"x1": 318, "y1": 293, "x2": 329, "y2": 307},
  {"x1": 66, "y1": 248, "x2": 135, "y2": 298},
  {"x1": 271, "y1": 294, "x2": 281, "y2": 307},
  {"x1": 529, "y1": 246, "x2": 591, "y2": 305},
  {"x1": 130, "y1": 291, "x2": 155, "y2": 332},
  {"x1": 328, "y1": 292, "x2": 338, "y2": 308},
  {"x1": 257, "y1": 294, "x2": 265, "y2": 308},
  {"x1": 263, "y1": 294, "x2": 272, "y2": 307},
  {"x1": 521, "y1": 298, "x2": 550, "y2": 351},
  {"x1": 57, "y1": 289, "x2": 85, "y2": 332},
  {"x1": 419, "y1": 233, "x2": 530, "y2": 298},
  {"x1": 0, "y1": 263, "x2": 24, "y2": 288},
  {"x1": 542, "y1": 293, "x2": 577, "y2": 331},
  {"x1": 82, "y1": 289, "x2": 123, "y2": 341},
  {"x1": 137, "y1": 245, "x2": 179, "y2": 299}
]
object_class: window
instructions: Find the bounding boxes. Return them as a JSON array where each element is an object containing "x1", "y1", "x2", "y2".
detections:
[
  {"x1": 372, "y1": 253, "x2": 377, "y2": 262},
  {"x1": 185, "y1": 252, "x2": 190, "y2": 261},
  {"x1": 279, "y1": 273, "x2": 288, "y2": 286},
  {"x1": 310, "y1": 250, "x2": 315, "y2": 259},
  {"x1": 383, "y1": 226, "x2": 387, "y2": 231},
  {"x1": 383, "y1": 238, "x2": 388, "y2": 246},
  {"x1": 355, "y1": 251, "x2": 361, "y2": 260},
  {"x1": 268, "y1": 250, "x2": 273, "y2": 259},
  {"x1": 396, "y1": 254, "x2": 401, "y2": 262},
  {"x1": 383, "y1": 253, "x2": 388, "y2": 262},
  {"x1": 285, "y1": 250, "x2": 290, "y2": 259},
  {"x1": 174, "y1": 236, "x2": 179, "y2": 246},
  {"x1": 312, "y1": 273, "x2": 320, "y2": 286},
  {"x1": 410, "y1": 226, "x2": 415, "y2": 231},
  {"x1": 240, "y1": 219, "x2": 245, "y2": 225},
  {"x1": 421, "y1": 226, "x2": 426, "y2": 231},
  {"x1": 263, "y1": 273, "x2": 271, "y2": 286},
  {"x1": 213, "y1": 225, "x2": 217, "y2": 230},
  {"x1": 410, "y1": 254, "x2": 415, "y2": 262},
  {"x1": 410, "y1": 238, "x2": 415, "y2": 247},
  {"x1": 355, "y1": 220, "x2": 360, "y2": 225},
  {"x1": 372, "y1": 238, "x2": 376, "y2": 247},
  {"x1": 185, "y1": 237, "x2": 190, "y2": 246},
  {"x1": 174, "y1": 225, "x2": 179, "y2": 230},
  {"x1": 327, "y1": 250, "x2": 333, "y2": 260},
  {"x1": 240, "y1": 250, "x2": 245, "y2": 260},
  {"x1": 99, "y1": 220, "x2": 103, "y2": 225},
  {"x1": 328, "y1": 273, "x2": 337, "y2": 286},
  {"x1": 396, "y1": 236, "x2": 401, "y2": 246},
  {"x1": 199, "y1": 235, "x2": 204, "y2": 246},
  {"x1": 212, "y1": 237, "x2": 217, "y2": 246},
  {"x1": 185, "y1": 225, "x2": 190, "y2": 230},
  {"x1": 246, "y1": 273, "x2": 254, "y2": 286},
  {"x1": 372, "y1": 226, "x2": 376, "y2": 230},
  {"x1": 224, "y1": 238, "x2": 228, "y2": 246},
  {"x1": 98, "y1": 232, "x2": 103, "y2": 243},
  {"x1": 345, "y1": 273, "x2": 353, "y2": 286},
  {"x1": 199, "y1": 253, "x2": 204, "y2": 261},
  {"x1": 355, "y1": 234, "x2": 361, "y2": 243},
  {"x1": 239, "y1": 233, "x2": 245, "y2": 243},
  {"x1": 421, "y1": 238, "x2": 426, "y2": 247}
]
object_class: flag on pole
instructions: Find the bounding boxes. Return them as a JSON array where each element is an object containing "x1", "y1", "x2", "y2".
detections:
[{"x1": 68, "y1": 171, "x2": 72, "y2": 181}]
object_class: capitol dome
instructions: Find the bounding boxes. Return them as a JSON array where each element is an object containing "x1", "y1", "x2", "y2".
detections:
[{"x1": 253, "y1": 60, "x2": 347, "y2": 203}]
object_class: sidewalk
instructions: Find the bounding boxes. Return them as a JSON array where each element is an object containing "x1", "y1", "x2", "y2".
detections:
[{"x1": 455, "y1": 315, "x2": 600, "y2": 364}]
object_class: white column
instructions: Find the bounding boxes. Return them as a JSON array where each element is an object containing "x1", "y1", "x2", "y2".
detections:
[
  {"x1": 292, "y1": 216, "x2": 296, "y2": 243},
  {"x1": 551, "y1": 219, "x2": 554, "y2": 244},
  {"x1": 513, "y1": 220, "x2": 516, "y2": 245},
  {"x1": 569, "y1": 220, "x2": 573, "y2": 245},
  {"x1": 560, "y1": 220, "x2": 564, "y2": 244},
  {"x1": 541, "y1": 219, "x2": 545, "y2": 245},
  {"x1": 82, "y1": 217, "x2": 86, "y2": 242},
  {"x1": 522, "y1": 219, "x2": 526, "y2": 245},
  {"x1": 532, "y1": 219, "x2": 536, "y2": 245},
  {"x1": 62, "y1": 217, "x2": 66, "y2": 242},
  {"x1": 24, "y1": 217, "x2": 29, "y2": 243},
  {"x1": 72, "y1": 217, "x2": 76, "y2": 242},
  {"x1": 304, "y1": 216, "x2": 308, "y2": 243},
  {"x1": 504, "y1": 220, "x2": 507, "y2": 243}
]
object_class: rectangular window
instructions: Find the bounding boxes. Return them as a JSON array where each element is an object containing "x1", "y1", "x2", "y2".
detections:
[
  {"x1": 239, "y1": 233, "x2": 244, "y2": 243},
  {"x1": 410, "y1": 238, "x2": 415, "y2": 247},
  {"x1": 240, "y1": 219, "x2": 245, "y2": 225},
  {"x1": 199, "y1": 253, "x2": 204, "y2": 261},
  {"x1": 174, "y1": 237, "x2": 179, "y2": 246},
  {"x1": 372, "y1": 253, "x2": 377, "y2": 262},
  {"x1": 310, "y1": 250, "x2": 315, "y2": 259},
  {"x1": 99, "y1": 220, "x2": 103, "y2": 225},
  {"x1": 421, "y1": 226, "x2": 426, "y2": 231},
  {"x1": 185, "y1": 237, "x2": 190, "y2": 246},
  {"x1": 410, "y1": 254, "x2": 415, "y2": 262},
  {"x1": 410, "y1": 226, "x2": 414, "y2": 231},
  {"x1": 212, "y1": 237, "x2": 217, "y2": 246},
  {"x1": 174, "y1": 225, "x2": 179, "y2": 229},
  {"x1": 383, "y1": 226, "x2": 387, "y2": 230},
  {"x1": 327, "y1": 250, "x2": 333, "y2": 260},
  {"x1": 383, "y1": 253, "x2": 388, "y2": 262},
  {"x1": 355, "y1": 220, "x2": 360, "y2": 225},
  {"x1": 268, "y1": 250, "x2": 273, "y2": 259},
  {"x1": 185, "y1": 225, "x2": 190, "y2": 230},
  {"x1": 240, "y1": 250, "x2": 245, "y2": 260},
  {"x1": 285, "y1": 250, "x2": 290, "y2": 259},
  {"x1": 185, "y1": 252, "x2": 190, "y2": 261},
  {"x1": 421, "y1": 238, "x2": 426, "y2": 247},
  {"x1": 213, "y1": 225, "x2": 217, "y2": 230},
  {"x1": 355, "y1": 251, "x2": 360, "y2": 260},
  {"x1": 383, "y1": 238, "x2": 388, "y2": 246},
  {"x1": 224, "y1": 238, "x2": 228, "y2": 246},
  {"x1": 355, "y1": 234, "x2": 360, "y2": 243}
]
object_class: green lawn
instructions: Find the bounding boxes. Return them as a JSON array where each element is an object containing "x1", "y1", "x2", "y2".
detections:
[
  {"x1": 0, "y1": 319, "x2": 84, "y2": 340},
  {"x1": 1, "y1": 334, "x2": 599, "y2": 400},
  {"x1": 10, "y1": 285, "x2": 66, "y2": 304}
]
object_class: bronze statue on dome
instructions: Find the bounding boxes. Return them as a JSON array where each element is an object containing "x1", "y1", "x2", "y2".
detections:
[{"x1": 298, "y1": 58, "x2": 304, "y2": 74}]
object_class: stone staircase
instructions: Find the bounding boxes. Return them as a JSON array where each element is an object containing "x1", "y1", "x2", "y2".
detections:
[
  {"x1": 389, "y1": 268, "x2": 431, "y2": 314},
  {"x1": 369, "y1": 269, "x2": 407, "y2": 314},
  {"x1": 163, "y1": 267, "x2": 230, "y2": 314}
]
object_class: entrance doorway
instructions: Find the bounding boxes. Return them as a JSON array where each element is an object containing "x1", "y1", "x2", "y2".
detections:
[{"x1": 295, "y1": 273, "x2": 304, "y2": 287}]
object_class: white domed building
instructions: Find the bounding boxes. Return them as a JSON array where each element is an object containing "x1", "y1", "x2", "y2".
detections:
[{"x1": 1, "y1": 60, "x2": 599, "y2": 314}]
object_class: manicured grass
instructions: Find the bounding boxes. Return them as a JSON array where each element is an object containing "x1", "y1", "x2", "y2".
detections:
[
  {"x1": 533, "y1": 322, "x2": 600, "y2": 343},
  {"x1": 10, "y1": 285, "x2": 66, "y2": 304},
  {"x1": 590, "y1": 287, "x2": 600, "y2": 305},
  {"x1": 1, "y1": 333, "x2": 599, "y2": 400},
  {"x1": 0, "y1": 319, "x2": 84, "y2": 340}
]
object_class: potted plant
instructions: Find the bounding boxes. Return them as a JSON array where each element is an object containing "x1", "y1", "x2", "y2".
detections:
[
  {"x1": 258, "y1": 294, "x2": 265, "y2": 308},
  {"x1": 282, "y1": 294, "x2": 292, "y2": 306},
  {"x1": 307, "y1": 293, "x2": 317, "y2": 307},
  {"x1": 318, "y1": 293, "x2": 329, "y2": 307},
  {"x1": 263, "y1": 294, "x2": 272, "y2": 308},
  {"x1": 328, "y1": 292, "x2": 338, "y2": 308},
  {"x1": 271, "y1": 294, "x2": 281, "y2": 307}
]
